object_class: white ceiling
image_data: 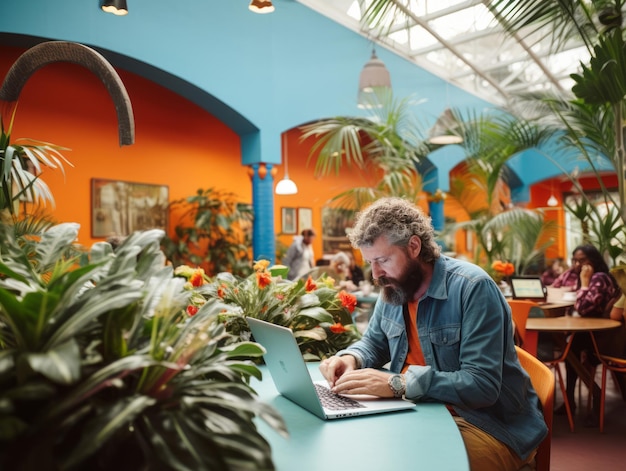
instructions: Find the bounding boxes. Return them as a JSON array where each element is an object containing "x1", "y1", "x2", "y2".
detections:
[{"x1": 299, "y1": 0, "x2": 591, "y2": 105}]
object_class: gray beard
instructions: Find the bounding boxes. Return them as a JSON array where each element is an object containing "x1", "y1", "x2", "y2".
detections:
[{"x1": 378, "y1": 259, "x2": 425, "y2": 306}]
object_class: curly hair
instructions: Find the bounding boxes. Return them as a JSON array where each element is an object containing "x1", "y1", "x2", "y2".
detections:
[{"x1": 348, "y1": 197, "x2": 441, "y2": 264}]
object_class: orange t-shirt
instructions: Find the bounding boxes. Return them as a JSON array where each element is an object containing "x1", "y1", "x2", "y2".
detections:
[{"x1": 402, "y1": 300, "x2": 425, "y2": 372}]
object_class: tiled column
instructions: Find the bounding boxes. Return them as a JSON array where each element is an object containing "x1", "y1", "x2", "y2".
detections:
[{"x1": 250, "y1": 163, "x2": 276, "y2": 264}]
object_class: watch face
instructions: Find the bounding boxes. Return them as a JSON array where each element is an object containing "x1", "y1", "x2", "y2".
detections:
[{"x1": 390, "y1": 375, "x2": 403, "y2": 394}]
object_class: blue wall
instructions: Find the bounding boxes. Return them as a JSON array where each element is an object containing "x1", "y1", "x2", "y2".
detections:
[{"x1": 1, "y1": 0, "x2": 593, "y2": 258}]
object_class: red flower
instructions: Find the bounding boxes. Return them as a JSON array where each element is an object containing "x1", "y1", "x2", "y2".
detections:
[
  {"x1": 305, "y1": 276, "x2": 317, "y2": 292},
  {"x1": 186, "y1": 305, "x2": 199, "y2": 316},
  {"x1": 338, "y1": 290, "x2": 357, "y2": 313},
  {"x1": 257, "y1": 271, "x2": 272, "y2": 289},
  {"x1": 189, "y1": 270, "x2": 205, "y2": 287},
  {"x1": 330, "y1": 322, "x2": 348, "y2": 334}
]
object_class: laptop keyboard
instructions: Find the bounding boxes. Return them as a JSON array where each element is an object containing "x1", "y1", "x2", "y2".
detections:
[{"x1": 314, "y1": 383, "x2": 365, "y2": 410}]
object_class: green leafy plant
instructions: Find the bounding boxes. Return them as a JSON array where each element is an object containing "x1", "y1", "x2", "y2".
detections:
[
  {"x1": 175, "y1": 261, "x2": 362, "y2": 361},
  {"x1": 162, "y1": 188, "x2": 254, "y2": 278},
  {"x1": 0, "y1": 106, "x2": 72, "y2": 216},
  {"x1": 0, "y1": 222, "x2": 286, "y2": 470}
]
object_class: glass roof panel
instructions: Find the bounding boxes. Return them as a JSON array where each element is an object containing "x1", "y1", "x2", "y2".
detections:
[{"x1": 297, "y1": 0, "x2": 590, "y2": 105}]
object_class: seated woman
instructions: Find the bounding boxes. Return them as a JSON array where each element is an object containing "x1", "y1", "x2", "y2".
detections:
[
  {"x1": 551, "y1": 244, "x2": 622, "y2": 425},
  {"x1": 541, "y1": 257, "x2": 568, "y2": 286},
  {"x1": 301, "y1": 252, "x2": 357, "y2": 291}
]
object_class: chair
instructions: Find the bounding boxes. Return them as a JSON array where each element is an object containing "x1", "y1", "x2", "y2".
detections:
[
  {"x1": 516, "y1": 346, "x2": 555, "y2": 471},
  {"x1": 508, "y1": 300, "x2": 541, "y2": 347},
  {"x1": 597, "y1": 353, "x2": 626, "y2": 432}
]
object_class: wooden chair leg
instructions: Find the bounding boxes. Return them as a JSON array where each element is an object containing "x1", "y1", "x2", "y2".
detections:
[
  {"x1": 600, "y1": 364, "x2": 607, "y2": 433},
  {"x1": 554, "y1": 363, "x2": 575, "y2": 432}
]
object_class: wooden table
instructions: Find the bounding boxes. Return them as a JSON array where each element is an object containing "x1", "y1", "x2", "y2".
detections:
[
  {"x1": 525, "y1": 317, "x2": 621, "y2": 356},
  {"x1": 524, "y1": 316, "x2": 621, "y2": 392}
]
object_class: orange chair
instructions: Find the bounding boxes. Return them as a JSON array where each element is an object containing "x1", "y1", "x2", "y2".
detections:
[
  {"x1": 516, "y1": 346, "x2": 555, "y2": 471},
  {"x1": 598, "y1": 353, "x2": 626, "y2": 432},
  {"x1": 508, "y1": 300, "x2": 541, "y2": 347}
]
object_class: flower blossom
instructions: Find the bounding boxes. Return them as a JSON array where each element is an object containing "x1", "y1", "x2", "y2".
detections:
[
  {"x1": 330, "y1": 322, "x2": 348, "y2": 334},
  {"x1": 254, "y1": 259, "x2": 270, "y2": 272},
  {"x1": 338, "y1": 290, "x2": 357, "y2": 313},
  {"x1": 256, "y1": 271, "x2": 272, "y2": 289},
  {"x1": 186, "y1": 305, "x2": 199, "y2": 316},
  {"x1": 305, "y1": 276, "x2": 317, "y2": 292}
]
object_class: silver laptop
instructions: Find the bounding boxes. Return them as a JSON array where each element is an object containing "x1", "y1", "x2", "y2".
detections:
[
  {"x1": 247, "y1": 317, "x2": 416, "y2": 420},
  {"x1": 510, "y1": 276, "x2": 547, "y2": 302}
]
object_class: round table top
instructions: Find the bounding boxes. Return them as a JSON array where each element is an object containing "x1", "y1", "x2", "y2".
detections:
[{"x1": 525, "y1": 316, "x2": 621, "y2": 332}]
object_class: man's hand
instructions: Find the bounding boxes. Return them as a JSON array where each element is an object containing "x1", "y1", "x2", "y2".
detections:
[
  {"x1": 332, "y1": 368, "x2": 396, "y2": 397},
  {"x1": 319, "y1": 355, "x2": 356, "y2": 387}
]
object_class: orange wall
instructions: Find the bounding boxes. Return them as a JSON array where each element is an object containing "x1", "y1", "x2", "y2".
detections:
[{"x1": 0, "y1": 45, "x2": 376, "y2": 260}]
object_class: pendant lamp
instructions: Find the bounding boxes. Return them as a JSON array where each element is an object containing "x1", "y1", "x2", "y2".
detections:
[
  {"x1": 428, "y1": 108, "x2": 463, "y2": 145},
  {"x1": 101, "y1": 0, "x2": 128, "y2": 16},
  {"x1": 357, "y1": 47, "x2": 392, "y2": 109},
  {"x1": 249, "y1": 0, "x2": 275, "y2": 14},
  {"x1": 275, "y1": 134, "x2": 298, "y2": 195}
]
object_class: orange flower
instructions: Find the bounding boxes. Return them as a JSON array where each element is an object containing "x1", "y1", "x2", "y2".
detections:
[
  {"x1": 338, "y1": 290, "x2": 357, "y2": 313},
  {"x1": 256, "y1": 271, "x2": 272, "y2": 289},
  {"x1": 305, "y1": 276, "x2": 317, "y2": 292},
  {"x1": 253, "y1": 259, "x2": 270, "y2": 272},
  {"x1": 330, "y1": 322, "x2": 348, "y2": 334},
  {"x1": 189, "y1": 269, "x2": 205, "y2": 287},
  {"x1": 491, "y1": 260, "x2": 515, "y2": 276},
  {"x1": 186, "y1": 305, "x2": 199, "y2": 316},
  {"x1": 217, "y1": 283, "x2": 227, "y2": 298}
]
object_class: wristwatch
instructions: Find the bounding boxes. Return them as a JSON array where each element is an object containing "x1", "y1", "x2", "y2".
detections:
[{"x1": 388, "y1": 374, "x2": 406, "y2": 398}]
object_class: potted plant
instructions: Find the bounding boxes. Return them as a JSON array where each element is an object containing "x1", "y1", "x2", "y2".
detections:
[
  {"x1": 175, "y1": 260, "x2": 363, "y2": 361},
  {"x1": 0, "y1": 222, "x2": 286, "y2": 470}
]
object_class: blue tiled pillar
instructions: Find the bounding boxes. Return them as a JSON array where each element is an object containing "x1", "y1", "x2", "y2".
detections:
[
  {"x1": 251, "y1": 163, "x2": 276, "y2": 264},
  {"x1": 428, "y1": 199, "x2": 444, "y2": 232}
]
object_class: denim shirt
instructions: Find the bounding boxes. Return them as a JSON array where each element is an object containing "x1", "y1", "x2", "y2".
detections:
[{"x1": 337, "y1": 256, "x2": 547, "y2": 460}]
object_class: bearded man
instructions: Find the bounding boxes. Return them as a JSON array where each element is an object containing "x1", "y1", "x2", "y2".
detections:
[{"x1": 320, "y1": 197, "x2": 546, "y2": 471}]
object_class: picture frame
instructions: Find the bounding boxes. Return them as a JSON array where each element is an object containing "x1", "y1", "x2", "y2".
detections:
[
  {"x1": 91, "y1": 178, "x2": 169, "y2": 238},
  {"x1": 297, "y1": 207, "x2": 312, "y2": 234},
  {"x1": 281, "y1": 207, "x2": 297, "y2": 234}
]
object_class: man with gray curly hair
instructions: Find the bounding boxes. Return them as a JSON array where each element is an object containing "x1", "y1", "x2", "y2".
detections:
[{"x1": 320, "y1": 197, "x2": 546, "y2": 471}]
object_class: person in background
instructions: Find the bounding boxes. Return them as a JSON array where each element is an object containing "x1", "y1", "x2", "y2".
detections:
[
  {"x1": 541, "y1": 257, "x2": 568, "y2": 286},
  {"x1": 319, "y1": 197, "x2": 546, "y2": 471},
  {"x1": 282, "y1": 229, "x2": 316, "y2": 280},
  {"x1": 551, "y1": 244, "x2": 621, "y2": 425},
  {"x1": 346, "y1": 250, "x2": 365, "y2": 287}
]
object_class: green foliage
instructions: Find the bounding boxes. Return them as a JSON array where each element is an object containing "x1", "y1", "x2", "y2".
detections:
[
  {"x1": 300, "y1": 94, "x2": 430, "y2": 210},
  {"x1": 0, "y1": 223, "x2": 286, "y2": 470},
  {"x1": 162, "y1": 188, "x2": 254, "y2": 278},
  {"x1": 0, "y1": 106, "x2": 72, "y2": 214},
  {"x1": 176, "y1": 263, "x2": 362, "y2": 362}
]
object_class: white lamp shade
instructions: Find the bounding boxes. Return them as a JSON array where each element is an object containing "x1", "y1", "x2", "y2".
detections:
[
  {"x1": 275, "y1": 177, "x2": 298, "y2": 195},
  {"x1": 357, "y1": 50, "x2": 392, "y2": 109},
  {"x1": 428, "y1": 108, "x2": 463, "y2": 145},
  {"x1": 547, "y1": 194, "x2": 559, "y2": 207}
]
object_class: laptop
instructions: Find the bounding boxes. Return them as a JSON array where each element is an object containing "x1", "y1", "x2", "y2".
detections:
[
  {"x1": 510, "y1": 276, "x2": 547, "y2": 302},
  {"x1": 247, "y1": 317, "x2": 416, "y2": 420}
]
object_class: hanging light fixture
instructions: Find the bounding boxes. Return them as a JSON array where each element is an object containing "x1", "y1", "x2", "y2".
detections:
[
  {"x1": 249, "y1": 0, "x2": 275, "y2": 14},
  {"x1": 547, "y1": 181, "x2": 559, "y2": 207},
  {"x1": 428, "y1": 108, "x2": 463, "y2": 145},
  {"x1": 101, "y1": 0, "x2": 128, "y2": 16},
  {"x1": 357, "y1": 47, "x2": 392, "y2": 109},
  {"x1": 275, "y1": 134, "x2": 298, "y2": 195}
]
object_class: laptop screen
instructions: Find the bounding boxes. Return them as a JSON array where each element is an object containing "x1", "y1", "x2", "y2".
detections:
[{"x1": 510, "y1": 277, "x2": 546, "y2": 301}]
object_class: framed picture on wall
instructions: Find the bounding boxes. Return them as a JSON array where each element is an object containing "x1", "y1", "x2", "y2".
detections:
[
  {"x1": 281, "y1": 207, "x2": 297, "y2": 234},
  {"x1": 91, "y1": 179, "x2": 169, "y2": 238},
  {"x1": 297, "y1": 207, "x2": 312, "y2": 234}
]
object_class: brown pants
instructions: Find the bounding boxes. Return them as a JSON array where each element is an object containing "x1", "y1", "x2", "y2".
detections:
[{"x1": 454, "y1": 417, "x2": 536, "y2": 471}]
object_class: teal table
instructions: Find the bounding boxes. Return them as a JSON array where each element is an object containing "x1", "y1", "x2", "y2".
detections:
[{"x1": 252, "y1": 363, "x2": 469, "y2": 471}]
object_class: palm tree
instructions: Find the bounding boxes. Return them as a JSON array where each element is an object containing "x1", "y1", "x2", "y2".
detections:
[{"x1": 299, "y1": 93, "x2": 430, "y2": 211}]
